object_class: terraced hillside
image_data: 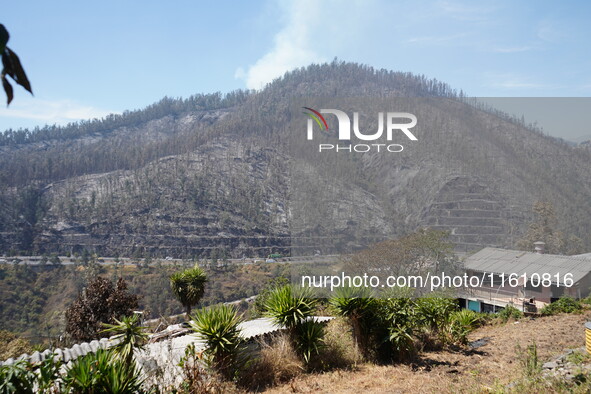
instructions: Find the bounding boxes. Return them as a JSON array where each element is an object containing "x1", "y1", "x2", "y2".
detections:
[{"x1": 1, "y1": 62, "x2": 591, "y2": 257}]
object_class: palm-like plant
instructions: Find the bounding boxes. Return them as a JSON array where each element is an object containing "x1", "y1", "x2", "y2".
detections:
[
  {"x1": 101, "y1": 314, "x2": 148, "y2": 367},
  {"x1": 170, "y1": 265, "x2": 208, "y2": 319},
  {"x1": 190, "y1": 304, "x2": 243, "y2": 379},
  {"x1": 264, "y1": 285, "x2": 317, "y2": 329},
  {"x1": 329, "y1": 286, "x2": 375, "y2": 359},
  {"x1": 264, "y1": 285, "x2": 323, "y2": 364}
]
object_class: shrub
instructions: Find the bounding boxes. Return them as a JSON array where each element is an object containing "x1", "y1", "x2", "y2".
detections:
[
  {"x1": 0, "y1": 361, "x2": 37, "y2": 393},
  {"x1": 329, "y1": 286, "x2": 375, "y2": 359},
  {"x1": 415, "y1": 297, "x2": 458, "y2": 346},
  {"x1": 540, "y1": 296, "x2": 582, "y2": 316},
  {"x1": 264, "y1": 285, "x2": 323, "y2": 365},
  {"x1": 375, "y1": 297, "x2": 417, "y2": 362},
  {"x1": 497, "y1": 305, "x2": 523, "y2": 322},
  {"x1": 65, "y1": 277, "x2": 140, "y2": 341},
  {"x1": 63, "y1": 349, "x2": 144, "y2": 393},
  {"x1": 177, "y1": 343, "x2": 233, "y2": 394},
  {"x1": 239, "y1": 333, "x2": 303, "y2": 391},
  {"x1": 448, "y1": 309, "x2": 483, "y2": 345},
  {"x1": 190, "y1": 304, "x2": 244, "y2": 379},
  {"x1": 312, "y1": 317, "x2": 362, "y2": 371}
]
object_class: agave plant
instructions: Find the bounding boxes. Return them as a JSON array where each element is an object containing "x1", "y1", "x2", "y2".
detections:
[
  {"x1": 170, "y1": 265, "x2": 208, "y2": 318},
  {"x1": 101, "y1": 314, "x2": 148, "y2": 367},
  {"x1": 63, "y1": 349, "x2": 144, "y2": 394},
  {"x1": 190, "y1": 304, "x2": 243, "y2": 379}
]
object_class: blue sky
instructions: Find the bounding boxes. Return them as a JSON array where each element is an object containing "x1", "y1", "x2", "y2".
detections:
[{"x1": 1, "y1": 0, "x2": 590, "y2": 137}]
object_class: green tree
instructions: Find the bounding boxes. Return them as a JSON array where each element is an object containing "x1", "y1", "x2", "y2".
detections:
[
  {"x1": 170, "y1": 264, "x2": 208, "y2": 319},
  {"x1": 345, "y1": 228, "x2": 455, "y2": 277}
]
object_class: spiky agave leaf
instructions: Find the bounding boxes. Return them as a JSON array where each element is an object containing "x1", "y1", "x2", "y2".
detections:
[
  {"x1": 264, "y1": 285, "x2": 317, "y2": 329},
  {"x1": 190, "y1": 304, "x2": 243, "y2": 378}
]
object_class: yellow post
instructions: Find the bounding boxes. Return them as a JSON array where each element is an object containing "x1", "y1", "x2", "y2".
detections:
[{"x1": 586, "y1": 322, "x2": 591, "y2": 354}]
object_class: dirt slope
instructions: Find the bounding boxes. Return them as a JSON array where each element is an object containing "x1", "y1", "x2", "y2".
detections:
[{"x1": 266, "y1": 312, "x2": 591, "y2": 393}]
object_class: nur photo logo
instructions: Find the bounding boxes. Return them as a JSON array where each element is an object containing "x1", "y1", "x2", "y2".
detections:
[{"x1": 303, "y1": 107, "x2": 418, "y2": 153}]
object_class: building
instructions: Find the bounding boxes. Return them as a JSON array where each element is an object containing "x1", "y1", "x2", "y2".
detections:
[{"x1": 459, "y1": 246, "x2": 591, "y2": 313}]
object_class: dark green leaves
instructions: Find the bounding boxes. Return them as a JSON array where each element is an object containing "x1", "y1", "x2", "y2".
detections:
[
  {"x1": 0, "y1": 24, "x2": 33, "y2": 106},
  {"x1": 0, "y1": 24, "x2": 8, "y2": 53},
  {"x1": 2, "y1": 74, "x2": 12, "y2": 104}
]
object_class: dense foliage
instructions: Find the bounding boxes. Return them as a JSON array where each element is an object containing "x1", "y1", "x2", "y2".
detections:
[
  {"x1": 190, "y1": 304, "x2": 244, "y2": 379},
  {"x1": 170, "y1": 265, "x2": 208, "y2": 318},
  {"x1": 65, "y1": 277, "x2": 139, "y2": 341},
  {"x1": 264, "y1": 285, "x2": 324, "y2": 364}
]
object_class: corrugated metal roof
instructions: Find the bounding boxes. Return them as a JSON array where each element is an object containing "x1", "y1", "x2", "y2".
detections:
[{"x1": 464, "y1": 247, "x2": 591, "y2": 285}]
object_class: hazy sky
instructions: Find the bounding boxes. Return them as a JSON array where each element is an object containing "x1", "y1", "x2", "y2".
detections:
[{"x1": 1, "y1": 0, "x2": 590, "y2": 139}]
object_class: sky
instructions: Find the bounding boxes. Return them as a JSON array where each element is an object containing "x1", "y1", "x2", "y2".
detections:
[{"x1": 1, "y1": 0, "x2": 590, "y2": 139}]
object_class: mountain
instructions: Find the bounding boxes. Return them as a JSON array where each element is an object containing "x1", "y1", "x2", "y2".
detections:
[{"x1": 1, "y1": 61, "x2": 590, "y2": 258}]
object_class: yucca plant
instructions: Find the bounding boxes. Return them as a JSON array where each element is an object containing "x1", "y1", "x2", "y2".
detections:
[
  {"x1": 329, "y1": 286, "x2": 374, "y2": 358},
  {"x1": 264, "y1": 285, "x2": 317, "y2": 329},
  {"x1": 101, "y1": 314, "x2": 148, "y2": 367},
  {"x1": 264, "y1": 285, "x2": 323, "y2": 364},
  {"x1": 190, "y1": 304, "x2": 244, "y2": 379},
  {"x1": 63, "y1": 349, "x2": 144, "y2": 394},
  {"x1": 170, "y1": 264, "x2": 208, "y2": 319}
]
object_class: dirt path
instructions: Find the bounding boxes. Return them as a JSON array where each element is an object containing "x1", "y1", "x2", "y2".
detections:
[{"x1": 265, "y1": 312, "x2": 591, "y2": 393}]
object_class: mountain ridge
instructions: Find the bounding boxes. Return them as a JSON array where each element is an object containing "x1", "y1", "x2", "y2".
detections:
[{"x1": 1, "y1": 61, "x2": 590, "y2": 257}]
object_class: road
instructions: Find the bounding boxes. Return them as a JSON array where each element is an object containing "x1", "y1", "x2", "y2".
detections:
[{"x1": 0, "y1": 254, "x2": 340, "y2": 267}]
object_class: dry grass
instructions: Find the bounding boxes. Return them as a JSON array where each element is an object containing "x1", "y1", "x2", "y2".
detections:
[
  {"x1": 239, "y1": 333, "x2": 305, "y2": 391},
  {"x1": 263, "y1": 311, "x2": 591, "y2": 393},
  {"x1": 309, "y1": 318, "x2": 363, "y2": 371}
]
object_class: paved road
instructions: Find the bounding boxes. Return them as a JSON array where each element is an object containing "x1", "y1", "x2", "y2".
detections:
[{"x1": 0, "y1": 255, "x2": 340, "y2": 267}]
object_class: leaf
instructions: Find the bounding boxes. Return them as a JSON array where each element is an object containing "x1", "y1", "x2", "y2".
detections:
[
  {"x1": 0, "y1": 24, "x2": 8, "y2": 53},
  {"x1": 3, "y1": 47, "x2": 32, "y2": 94},
  {"x1": 2, "y1": 74, "x2": 13, "y2": 105}
]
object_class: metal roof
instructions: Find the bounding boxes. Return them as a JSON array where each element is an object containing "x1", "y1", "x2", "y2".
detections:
[{"x1": 464, "y1": 247, "x2": 591, "y2": 285}]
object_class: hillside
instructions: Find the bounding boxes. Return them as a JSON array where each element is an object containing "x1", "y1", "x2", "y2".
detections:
[
  {"x1": 1, "y1": 61, "x2": 591, "y2": 257},
  {"x1": 266, "y1": 311, "x2": 591, "y2": 393}
]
